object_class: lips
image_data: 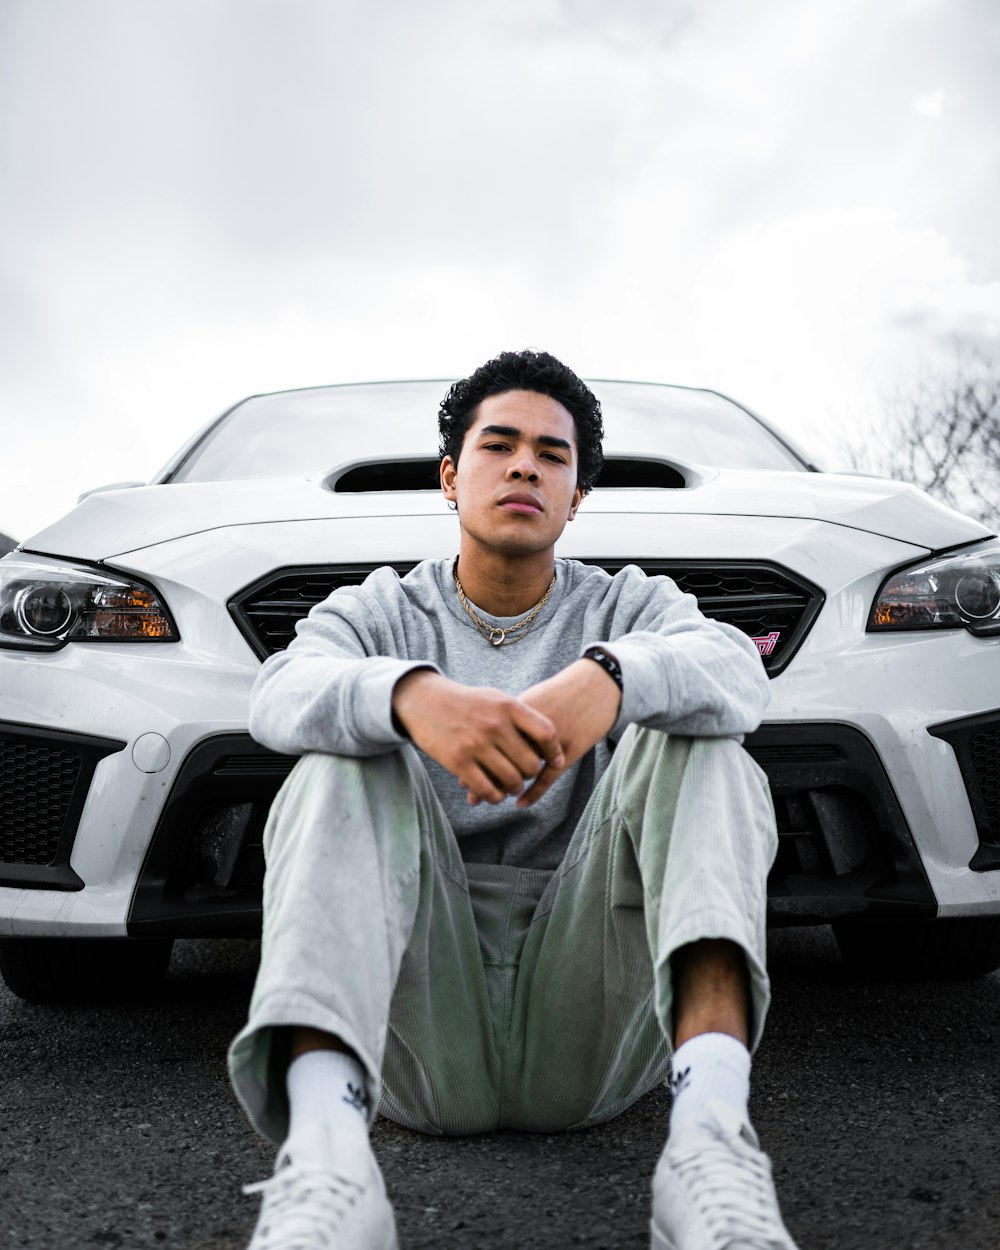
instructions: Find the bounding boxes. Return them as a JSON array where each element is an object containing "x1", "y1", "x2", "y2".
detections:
[{"x1": 498, "y1": 492, "x2": 543, "y2": 514}]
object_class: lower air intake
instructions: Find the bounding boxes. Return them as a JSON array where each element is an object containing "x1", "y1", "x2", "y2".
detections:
[
  {"x1": 930, "y1": 712, "x2": 1000, "y2": 871},
  {"x1": 0, "y1": 724, "x2": 125, "y2": 889}
]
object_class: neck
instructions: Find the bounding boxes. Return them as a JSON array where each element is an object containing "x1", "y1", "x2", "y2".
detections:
[{"x1": 455, "y1": 543, "x2": 556, "y2": 616}]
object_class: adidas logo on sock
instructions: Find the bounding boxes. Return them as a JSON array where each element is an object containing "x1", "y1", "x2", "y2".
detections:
[{"x1": 342, "y1": 1081, "x2": 370, "y2": 1115}]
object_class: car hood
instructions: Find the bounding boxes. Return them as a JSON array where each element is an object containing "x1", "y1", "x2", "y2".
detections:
[{"x1": 22, "y1": 465, "x2": 990, "y2": 562}]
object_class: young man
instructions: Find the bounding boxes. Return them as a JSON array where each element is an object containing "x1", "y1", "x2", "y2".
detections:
[{"x1": 230, "y1": 350, "x2": 799, "y2": 1250}]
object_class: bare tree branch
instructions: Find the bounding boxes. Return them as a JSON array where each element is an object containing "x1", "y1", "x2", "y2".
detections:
[{"x1": 839, "y1": 340, "x2": 1000, "y2": 531}]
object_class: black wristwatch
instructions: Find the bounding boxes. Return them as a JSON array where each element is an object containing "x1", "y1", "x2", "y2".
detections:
[{"x1": 582, "y1": 645, "x2": 624, "y2": 691}]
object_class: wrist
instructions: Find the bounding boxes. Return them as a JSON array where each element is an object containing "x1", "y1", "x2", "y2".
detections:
[
  {"x1": 573, "y1": 654, "x2": 622, "y2": 725},
  {"x1": 391, "y1": 666, "x2": 441, "y2": 736}
]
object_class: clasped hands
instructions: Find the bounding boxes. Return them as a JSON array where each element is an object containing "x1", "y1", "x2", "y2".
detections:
[{"x1": 391, "y1": 659, "x2": 622, "y2": 808}]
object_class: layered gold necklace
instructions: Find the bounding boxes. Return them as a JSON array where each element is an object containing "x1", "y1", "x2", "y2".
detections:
[{"x1": 454, "y1": 569, "x2": 556, "y2": 647}]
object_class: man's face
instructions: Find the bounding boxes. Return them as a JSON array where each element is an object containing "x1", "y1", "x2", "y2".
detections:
[{"x1": 441, "y1": 389, "x2": 584, "y2": 560}]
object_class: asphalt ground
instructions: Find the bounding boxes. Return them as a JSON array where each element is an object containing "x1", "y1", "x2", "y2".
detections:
[{"x1": 2, "y1": 926, "x2": 999, "y2": 1249}]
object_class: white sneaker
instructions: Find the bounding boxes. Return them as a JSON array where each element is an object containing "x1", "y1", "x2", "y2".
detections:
[
  {"x1": 243, "y1": 1121, "x2": 398, "y2": 1250},
  {"x1": 651, "y1": 1099, "x2": 799, "y2": 1250}
]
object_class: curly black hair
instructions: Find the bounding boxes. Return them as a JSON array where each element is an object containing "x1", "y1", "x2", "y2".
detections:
[{"x1": 438, "y1": 350, "x2": 604, "y2": 493}]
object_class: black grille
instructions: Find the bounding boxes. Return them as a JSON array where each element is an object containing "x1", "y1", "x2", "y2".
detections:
[
  {"x1": 230, "y1": 560, "x2": 822, "y2": 676},
  {"x1": 969, "y1": 728, "x2": 1000, "y2": 827},
  {"x1": 0, "y1": 724, "x2": 126, "y2": 889},
  {"x1": 231, "y1": 565, "x2": 404, "y2": 658},
  {"x1": 0, "y1": 741, "x2": 80, "y2": 865},
  {"x1": 930, "y1": 712, "x2": 1000, "y2": 871}
]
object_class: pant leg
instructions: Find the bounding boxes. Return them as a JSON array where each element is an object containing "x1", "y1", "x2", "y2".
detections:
[
  {"x1": 500, "y1": 727, "x2": 777, "y2": 1132},
  {"x1": 227, "y1": 747, "x2": 499, "y2": 1144}
]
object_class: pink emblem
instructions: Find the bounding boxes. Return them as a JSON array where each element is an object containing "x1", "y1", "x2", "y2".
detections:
[{"x1": 752, "y1": 630, "x2": 780, "y2": 656}]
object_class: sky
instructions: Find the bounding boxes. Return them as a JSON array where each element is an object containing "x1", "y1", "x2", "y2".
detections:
[{"x1": 1, "y1": 0, "x2": 998, "y2": 542}]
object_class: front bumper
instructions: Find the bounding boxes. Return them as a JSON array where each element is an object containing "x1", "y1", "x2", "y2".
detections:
[
  {"x1": 5, "y1": 698, "x2": 996, "y2": 935},
  {"x1": 1, "y1": 584, "x2": 999, "y2": 934},
  {"x1": 0, "y1": 640, "x2": 256, "y2": 936}
]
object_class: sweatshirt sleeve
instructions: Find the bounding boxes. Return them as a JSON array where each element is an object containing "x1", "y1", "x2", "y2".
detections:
[
  {"x1": 247, "y1": 586, "x2": 438, "y2": 757},
  {"x1": 583, "y1": 568, "x2": 770, "y2": 739}
]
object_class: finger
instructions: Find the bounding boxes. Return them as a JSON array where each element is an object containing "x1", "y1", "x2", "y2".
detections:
[
  {"x1": 459, "y1": 762, "x2": 509, "y2": 806},
  {"x1": 511, "y1": 705, "x2": 564, "y2": 768},
  {"x1": 478, "y1": 747, "x2": 530, "y2": 796},
  {"x1": 456, "y1": 775, "x2": 480, "y2": 806},
  {"x1": 492, "y1": 729, "x2": 551, "y2": 785},
  {"x1": 516, "y1": 759, "x2": 565, "y2": 808}
]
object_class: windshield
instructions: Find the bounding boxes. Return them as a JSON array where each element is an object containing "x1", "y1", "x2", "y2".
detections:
[{"x1": 168, "y1": 379, "x2": 808, "y2": 483}]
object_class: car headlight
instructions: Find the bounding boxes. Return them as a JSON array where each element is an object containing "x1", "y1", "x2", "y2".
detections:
[
  {"x1": 869, "y1": 539, "x2": 1000, "y2": 637},
  {"x1": 0, "y1": 553, "x2": 178, "y2": 651}
]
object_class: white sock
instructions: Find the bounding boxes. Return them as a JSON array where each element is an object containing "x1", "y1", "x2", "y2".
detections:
[
  {"x1": 286, "y1": 1049, "x2": 372, "y2": 1147},
  {"x1": 668, "y1": 1032, "x2": 751, "y2": 1135}
]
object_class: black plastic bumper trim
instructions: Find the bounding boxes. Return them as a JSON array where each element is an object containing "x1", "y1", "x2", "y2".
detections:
[
  {"x1": 0, "y1": 721, "x2": 126, "y2": 890},
  {"x1": 128, "y1": 733, "x2": 295, "y2": 936},
  {"x1": 746, "y1": 722, "x2": 936, "y2": 924},
  {"x1": 928, "y1": 709, "x2": 1000, "y2": 872}
]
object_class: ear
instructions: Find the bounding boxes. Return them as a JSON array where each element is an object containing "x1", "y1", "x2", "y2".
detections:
[
  {"x1": 440, "y1": 455, "x2": 458, "y2": 504},
  {"x1": 566, "y1": 484, "x2": 584, "y2": 522}
]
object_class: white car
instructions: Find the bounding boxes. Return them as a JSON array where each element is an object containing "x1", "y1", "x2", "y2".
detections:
[{"x1": 2, "y1": 379, "x2": 999, "y2": 1000}]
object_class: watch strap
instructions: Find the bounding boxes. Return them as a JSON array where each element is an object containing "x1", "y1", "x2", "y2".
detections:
[{"x1": 582, "y1": 645, "x2": 624, "y2": 691}]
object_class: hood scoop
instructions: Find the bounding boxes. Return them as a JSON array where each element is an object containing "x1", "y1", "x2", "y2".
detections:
[{"x1": 321, "y1": 455, "x2": 704, "y2": 493}]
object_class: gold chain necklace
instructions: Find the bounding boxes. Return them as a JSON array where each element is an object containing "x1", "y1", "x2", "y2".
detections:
[{"x1": 454, "y1": 570, "x2": 556, "y2": 647}]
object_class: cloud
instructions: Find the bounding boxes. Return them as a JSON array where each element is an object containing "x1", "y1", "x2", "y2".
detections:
[
  {"x1": 913, "y1": 88, "x2": 946, "y2": 117},
  {"x1": 1, "y1": 0, "x2": 642, "y2": 280},
  {"x1": 1, "y1": 0, "x2": 998, "y2": 537}
]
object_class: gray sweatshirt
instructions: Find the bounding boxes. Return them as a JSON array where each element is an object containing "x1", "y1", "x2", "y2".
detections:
[{"x1": 248, "y1": 557, "x2": 770, "y2": 869}]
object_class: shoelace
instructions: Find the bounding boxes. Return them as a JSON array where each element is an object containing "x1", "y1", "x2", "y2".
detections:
[
  {"x1": 243, "y1": 1164, "x2": 364, "y2": 1250},
  {"x1": 670, "y1": 1134, "x2": 789, "y2": 1250}
]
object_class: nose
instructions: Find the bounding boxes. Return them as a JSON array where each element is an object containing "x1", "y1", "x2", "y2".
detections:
[{"x1": 508, "y1": 449, "x2": 540, "y2": 481}]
